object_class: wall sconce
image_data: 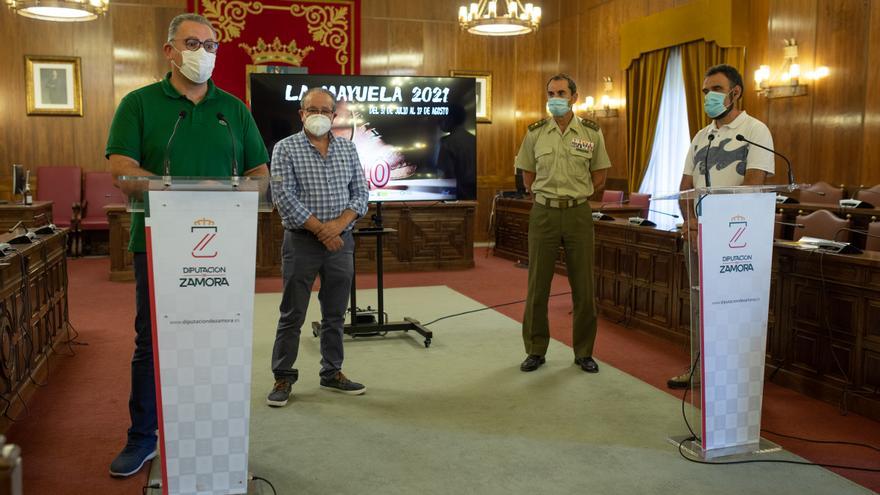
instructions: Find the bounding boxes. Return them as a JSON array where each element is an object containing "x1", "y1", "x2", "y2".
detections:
[
  {"x1": 578, "y1": 76, "x2": 620, "y2": 118},
  {"x1": 754, "y1": 39, "x2": 829, "y2": 99}
]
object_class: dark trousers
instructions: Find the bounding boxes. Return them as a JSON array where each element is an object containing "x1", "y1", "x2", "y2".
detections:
[
  {"x1": 128, "y1": 252, "x2": 157, "y2": 446},
  {"x1": 271, "y1": 230, "x2": 354, "y2": 382},
  {"x1": 522, "y1": 202, "x2": 598, "y2": 358}
]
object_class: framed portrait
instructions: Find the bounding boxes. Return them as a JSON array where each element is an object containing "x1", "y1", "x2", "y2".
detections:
[
  {"x1": 451, "y1": 70, "x2": 492, "y2": 123},
  {"x1": 25, "y1": 56, "x2": 83, "y2": 116}
]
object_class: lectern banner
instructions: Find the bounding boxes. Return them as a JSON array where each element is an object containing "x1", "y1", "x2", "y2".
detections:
[
  {"x1": 146, "y1": 190, "x2": 259, "y2": 495},
  {"x1": 697, "y1": 193, "x2": 775, "y2": 452}
]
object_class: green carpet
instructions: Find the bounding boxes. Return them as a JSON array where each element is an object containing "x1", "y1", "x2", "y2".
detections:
[{"x1": 158, "y1": 286, "x2": 873, "y2": 494}]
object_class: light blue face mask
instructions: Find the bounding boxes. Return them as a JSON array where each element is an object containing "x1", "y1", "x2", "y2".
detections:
[
  {"x1": 703, "y1": 90, "x2": 731, "y2": 119},
  {"x1": 547, "y1": 97, "x2": 571, "y2": 117}
]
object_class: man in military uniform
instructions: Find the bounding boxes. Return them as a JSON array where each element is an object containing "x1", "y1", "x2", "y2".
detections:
[{"x1": 515, "y1": 73, "x2": 611, "y2": 373}]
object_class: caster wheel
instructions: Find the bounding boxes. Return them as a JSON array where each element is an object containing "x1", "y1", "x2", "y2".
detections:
[{"x1": 424, "y1": 339, "x2": 431, "y2": 348}]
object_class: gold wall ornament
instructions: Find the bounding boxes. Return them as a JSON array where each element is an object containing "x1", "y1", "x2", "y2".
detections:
[
  {"x1": 239, "y1": 37, "x2": 315, "y2": 66},
  {"x1": 200, "y1": 0, "x2": 265, "y2": 42},
  {"x1": 290, "y1": 5, "x2": 350, "y2": 72}
]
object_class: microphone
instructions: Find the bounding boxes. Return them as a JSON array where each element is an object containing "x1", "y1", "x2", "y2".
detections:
[
  {"x1": 841, "y1": 187, "x2": 879, "y2": 209},
  {"x1": 735, "y1": 134, "x2": 794, "y2": 185},
  {"x1": 593, "y1": 199, "x2": 626, "y2": 221},
  {"x1": 703, "y1": 132, "x2": 714, "y2": 188},
  {"x1": 647, "y1": 208, "x2": 679, "y2": 218},
  {"x1": 216, "y1": 112, "x2": 240, "y2": 186},
  {"x1": 775, "y1": 221, "x2": 805, "y2": 228},
  {"x1": 628, "y1": 209, "x2": 679, "y2": 227},
  {"x1": 164, "y1": 110, "x2": 188, "y2": 186},
  {"x1": 833, "y1": 227, "x2": 880, "y2": 242}
]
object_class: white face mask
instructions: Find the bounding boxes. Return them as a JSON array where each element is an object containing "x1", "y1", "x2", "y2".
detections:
[
  {"x1": 304, "y1": 114, "x2": 332, "y2": 136},
  {"x1": 172, "y1": 47, "x2": 215, "y2": 84}
]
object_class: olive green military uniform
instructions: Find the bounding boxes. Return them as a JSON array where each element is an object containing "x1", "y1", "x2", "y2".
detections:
[{"x1": 514, "y1": 116, "x2": 611, "y2": 358}]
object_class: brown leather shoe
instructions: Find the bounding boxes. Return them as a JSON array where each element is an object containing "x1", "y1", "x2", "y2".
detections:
[
  {"x1": 575, "y1": 357, "x2": 599, "y2": 373},
  {"x1": 520, "y1": 354, "x2": 545, "y2": 372}
]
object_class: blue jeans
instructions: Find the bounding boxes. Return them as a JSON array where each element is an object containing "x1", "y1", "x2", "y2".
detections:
[
  {"x1": 128, "y1": 252, "x2": 157, "y2": 446},
  {"x1": 271, "y1": 230, "x2": 354, "y2": 382}
]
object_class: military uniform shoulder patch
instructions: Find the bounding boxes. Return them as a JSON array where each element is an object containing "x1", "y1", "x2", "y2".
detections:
[
  {"x1": 579, "y1": 118, "x2": 600, "y2": 131},
  {"x1": 528, "y1": 118, "x2": 549, "y2": 131}
]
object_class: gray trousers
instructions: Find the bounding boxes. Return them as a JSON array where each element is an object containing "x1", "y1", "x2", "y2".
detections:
[{"x1": 271, "y1": 230, "x2": 354, "y2": 381}]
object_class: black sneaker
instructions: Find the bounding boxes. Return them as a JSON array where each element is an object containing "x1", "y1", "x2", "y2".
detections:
[
  {"x1": 320, "y1": 371, "x2": 366, "y2": 395},
  {"x1": 109, "y1": 442, "x2": 157, "y2": 478},
  {"x1": 266, "y1": 378, "x2": 292, "y2": 407}
]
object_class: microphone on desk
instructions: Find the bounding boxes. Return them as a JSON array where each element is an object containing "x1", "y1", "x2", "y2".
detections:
[
  {"x1": 627, "y1": 209, "x2": 680, "y2": 227},
  {"x1": 28, "y1": 213, "x2": 56, "y2": 235},
  {"x1": 833, "y1": 227, "x2": 880, "y2": 242},
  {"x1": 775, "y1": 221, "x2": 805, "y2": 228},
  {"x1": 593, "y1": 199, "x2": 628, "y2": 221},
  {"x1": 217, "y1": 112, "x2": 240, "y2": 187},
  {"x1": 735, "y1": 134, "x2": 795, "y2": 186},
  {"x1": 840, "y1": 187, "x2": 878, "y2": 209},
  {"x1": 163, "y1": 110, "x2": 188, "y2": 186}
]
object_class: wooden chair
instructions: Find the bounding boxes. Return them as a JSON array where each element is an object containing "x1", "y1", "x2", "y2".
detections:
[
  {"x1": 794, "y1": 209, "x2": 850, "y2": 242},
  {"x1": 601, "y1": 190, "x2": 625, "y2": 204},
  {"x1": 36, "y1": 166, "x2": 82, "y2": 255},
  {"x1": 855, "y1": 184, "x2": 880, "y2": 205},
  {"x1": 798, "y1": 181, "x2": 843, "y2": 204},
  {"x1": 629, "y1": 192, "x2": 651, "y2": 217},
  {"x1": 80, "y1": 172, "x2": 127, "y2": 254}
]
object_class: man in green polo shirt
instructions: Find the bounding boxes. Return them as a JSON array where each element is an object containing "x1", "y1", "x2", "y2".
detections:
[
  {"x1": 104, "y1": 13, "x2": 268, "y2": 478},
  {"x1": 515, "y1": 73, "x2": 611, "y2": 374}
]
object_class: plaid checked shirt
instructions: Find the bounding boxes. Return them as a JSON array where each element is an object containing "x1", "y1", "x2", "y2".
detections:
[{"x1": 271, "y1": 131, "x2": 369, "y2": 230}]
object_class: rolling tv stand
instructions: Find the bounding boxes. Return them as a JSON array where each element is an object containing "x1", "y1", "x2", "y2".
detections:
[{"x1": 311, "y1": 202, "x2": 433, "y2": 348}]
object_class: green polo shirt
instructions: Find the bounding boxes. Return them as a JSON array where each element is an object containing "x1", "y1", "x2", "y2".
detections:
[{"x1": 105, "y1": 73, "x2": 269, "y2": 252}]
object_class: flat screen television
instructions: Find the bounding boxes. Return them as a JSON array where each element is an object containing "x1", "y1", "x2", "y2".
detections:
[{"x1": 250, "y1": 73, "x2": 477, "y2": 201}]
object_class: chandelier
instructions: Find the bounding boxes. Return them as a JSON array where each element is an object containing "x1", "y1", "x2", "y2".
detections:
[
  {"x1": 458, "y1": 1, "x2": 541, "y2": 36},
  {"x1": 6, "y1": 0, "x2": 109, "y2": 22}
]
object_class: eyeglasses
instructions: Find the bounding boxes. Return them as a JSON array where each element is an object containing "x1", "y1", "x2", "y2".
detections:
[
  {"x1": 303, "y1": 107, "x2": 334, "y2": 117},
  {"x1": 173, "y1": 38, "x2": 220, "y2": 53}
]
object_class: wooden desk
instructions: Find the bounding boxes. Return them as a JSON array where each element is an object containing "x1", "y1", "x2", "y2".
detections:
[
  {"x1": 494, "y1": 198, "x2": 880, "y2": 420},
  {"x1": 0, "y1": 201, "x2": 52, "y2": 232},
  {"x1": 771, "y1": 244, "x2": 880, "y2": 420},
  {"x1": 0, "y1": 228, "x2": 69, "y2": 433},
  {"x1": 493, "y1": 197, "x2": 646, "y2": 270},
  {"x1": 109, "y1": 202, "x2": 478, "y2": 280}
]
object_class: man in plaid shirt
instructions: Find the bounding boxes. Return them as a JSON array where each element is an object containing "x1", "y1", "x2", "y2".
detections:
[{"x1": 267, "y1": 87, "x2": 370, "y2": 407}]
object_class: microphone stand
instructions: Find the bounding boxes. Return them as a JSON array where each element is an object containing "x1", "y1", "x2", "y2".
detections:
[
  {"x1": 164, "y1": 110, "x2": 188, "y2": 187},
  {"x1": 217, "y1": 113, "x2": 240, "y2": 188}
]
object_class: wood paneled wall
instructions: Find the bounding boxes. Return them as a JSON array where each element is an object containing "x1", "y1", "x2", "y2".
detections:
[
  {"x1": 2, "y1": 0, "x2": 878, "y2": 236},
  {"x1": 0, "y1": 0, "x2": 186, "y2": 200},
  {"x1": 0, "y1": 7, "x2": 114, "y2": 196},
  {"x1": 553, "y1": 0, "x2": 880, "y2": 190}
]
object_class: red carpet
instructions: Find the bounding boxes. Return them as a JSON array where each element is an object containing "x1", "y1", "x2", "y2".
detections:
[{"x1": 6, "y1": 250, "x2": 879, "y2": 493}]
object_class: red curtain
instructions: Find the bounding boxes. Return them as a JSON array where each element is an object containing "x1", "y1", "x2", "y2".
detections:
[{"x1": 188, "y1": 0, "x2": 361, "y2": 101}]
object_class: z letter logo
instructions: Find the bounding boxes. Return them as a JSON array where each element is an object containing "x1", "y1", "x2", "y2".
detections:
[
  {"x1": 191, "y1": 218, "x2": 218, "y2": 258},
  {"x1": 728, "y1": 215, "x2": 747, "y2": 249}
]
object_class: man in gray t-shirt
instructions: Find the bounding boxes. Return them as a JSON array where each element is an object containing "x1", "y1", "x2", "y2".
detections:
[{"x1": 669, "y1": 64, "x2": 775, "y2": 390}]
